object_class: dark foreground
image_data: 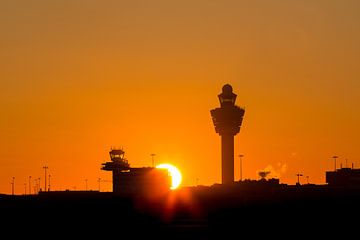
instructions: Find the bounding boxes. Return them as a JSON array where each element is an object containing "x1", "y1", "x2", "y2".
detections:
[{"x1": 1, "y1": 183, "x2": 359, "y2": 239}]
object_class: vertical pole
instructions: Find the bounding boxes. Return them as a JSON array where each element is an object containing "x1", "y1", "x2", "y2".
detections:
[
  {"x1": 296, "y1": 174, "x2": 303, "y2": 185},
  {"x1": 43, "y1": 166, "x2": 48, "y2": 192},
  {"x1": 333, "y1": 156, "x2": 338, "y2": 171},
  {"x1": 48, "y1": 174, "x2": 51, "y2": 191},
  {"x1": 29, "y1": 176, "x2": 32, "y2": 195},
  {"x1": 34, "y1": 178, "x2": 37, "y2": 194},
  {"x1": 12, "y1": 177, "x2": 15, "y2": 195},
  {"x1": 240, "y1": 156, "x2": 242, "y2": 181}
]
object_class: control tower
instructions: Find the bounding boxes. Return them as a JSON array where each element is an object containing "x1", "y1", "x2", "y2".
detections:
[
  {"x1": 101, "y1": 148, "x2": 130, "y2": 192},
  {"x1": 102, "y1": 148, "x2": 171, "y2": 195},
  {"x1": 210, "y1": 84, "x2": 245, "y2": 184}
]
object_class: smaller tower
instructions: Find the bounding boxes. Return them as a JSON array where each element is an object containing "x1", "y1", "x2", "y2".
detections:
[
  {"x1": 102, "y1": 148, "x2": 130, "y2": 193},
  {"x1": 102, "y1": 148, "x2": 171, "y2": 195}
]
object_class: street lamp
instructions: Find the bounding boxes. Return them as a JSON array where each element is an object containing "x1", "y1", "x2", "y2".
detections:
[
  {"x1": 296, "y1": 173, "x2": 303, "y2": 185},
  {"x1": 43, "y1": 166, "x2": 48, "y2": 192},
  {"x1": 34, "y1": 178, "x2": 37, "y2": 193},
  {"x1": 11, "y1": 177, "x2": 15, "y2": 195},
  {"x1": 28, "y1": 176, "x2": 32, "y2": 195},
  {"x1": 48, "y1": 174, "x2": 51, "y2": 191},
  {"x1": 332, "y1": 156, "x2": 338, "y2": 171}
]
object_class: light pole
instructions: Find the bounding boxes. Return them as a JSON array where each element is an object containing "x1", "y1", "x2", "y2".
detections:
[
  {"x1": 29, "y1": 176, "x2": 32, "y2": 195},
  {"x1": 11, "y1": 177, "x2": 15, "y2": 195},
  {"x1": 34, "y1": 178, "x2": 37, "y2": 194},
  {"x1": 332, "y1": 156, "x2": 338, "y2": 171},
  {"x1": 43, "y1": 166, "x2": 48, "y2": 192},
  {"x1": 238, "y1": 154, "x2": 244, "y2": 181},
  {"x1": 48, "y1": 174, "x2": 51, "y2": 191},
  {"x1": 34, "y1": 178, "x2": 37, "y2": 193},
  {"x1": 151, "y1": 153, "x2": 156, "y2": 167},
  {"x1": 296, "y1": 173, "x2": 303, "y2": 185}
]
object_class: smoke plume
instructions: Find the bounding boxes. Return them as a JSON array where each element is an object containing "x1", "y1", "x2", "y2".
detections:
[{"x1": 257, "y1": 163, "x2": 288, "y2": 179}]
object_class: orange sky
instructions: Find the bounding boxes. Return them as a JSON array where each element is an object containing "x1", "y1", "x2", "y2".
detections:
[{"x1": 1, "y1": 0, "x2": 360, "y2": 194}]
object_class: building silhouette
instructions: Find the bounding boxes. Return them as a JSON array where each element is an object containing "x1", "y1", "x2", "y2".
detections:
[
  {"x1": 101, "y1": 148, "x2": 171, "y2": 195},
  {"x1": 210, "y1": 84, "x2": 245, "y2": 184},
  {"x1": 326, "y1": 166, "x2": 360, "y2": 187}
]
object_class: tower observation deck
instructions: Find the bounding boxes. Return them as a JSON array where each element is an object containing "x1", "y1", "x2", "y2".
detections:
[{"x1": 210, "y1": 84, "x2": 245, "y2": 184}]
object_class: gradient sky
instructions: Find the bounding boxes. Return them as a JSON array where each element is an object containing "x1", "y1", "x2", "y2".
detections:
[{"x1": 1, "y1": 0, "x2": 359, "y2": 194}]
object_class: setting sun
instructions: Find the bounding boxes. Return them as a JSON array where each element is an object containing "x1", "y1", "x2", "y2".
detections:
[{"x1": 156, "y1": 164, "x2": 182, "y2": 190}]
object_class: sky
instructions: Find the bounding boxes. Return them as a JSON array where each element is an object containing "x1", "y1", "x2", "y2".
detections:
[{"x1": 1, "y1": 0, "x2": 359, "y2": 194}]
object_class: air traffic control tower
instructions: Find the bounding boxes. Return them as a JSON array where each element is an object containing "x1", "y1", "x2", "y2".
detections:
[
  {"x1": 102, "y1": 148, "x2": 171, "y2": 195},
  {"x1": 211, "y1": 84, "x2": 245, "y2": 184}
]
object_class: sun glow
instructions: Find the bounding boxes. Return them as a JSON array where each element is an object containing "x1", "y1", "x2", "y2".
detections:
[{"x1": 156, "y1": 163, "x2": 182, "y2": 190}]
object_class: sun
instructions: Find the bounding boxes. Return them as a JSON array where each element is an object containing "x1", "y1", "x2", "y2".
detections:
[{"x1": 156, "y1": 163, "x2": 182, "y2": 190}]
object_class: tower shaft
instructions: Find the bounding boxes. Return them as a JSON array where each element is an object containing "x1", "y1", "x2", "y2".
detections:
[
  {"x1": 113, "y1": 170, "x2": 120, "y2": 193},
  {"x1": 221, "y1": 134, "x2": 235, "y2": 184}
]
